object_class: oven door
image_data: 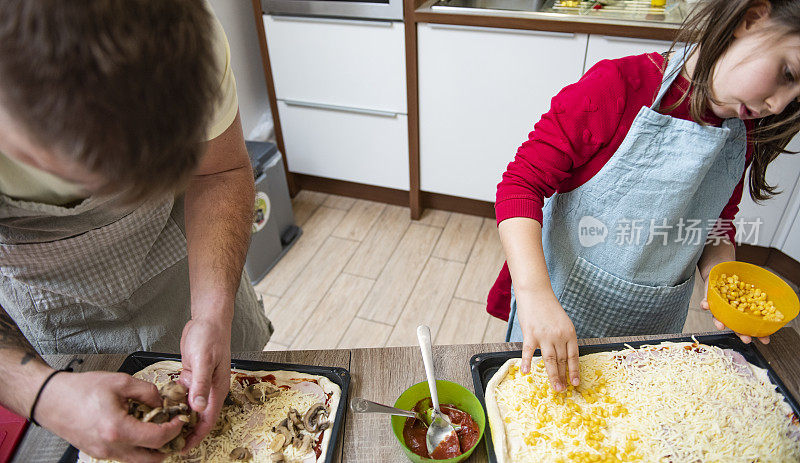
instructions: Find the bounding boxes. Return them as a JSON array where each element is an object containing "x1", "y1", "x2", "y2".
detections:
[{"x1": 261, "y1": 0, "x2": 403, "y2": 21}]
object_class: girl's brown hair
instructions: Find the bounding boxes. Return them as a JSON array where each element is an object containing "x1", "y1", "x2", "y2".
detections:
[
  {"x1": 0, "y1": 0, "x2": 219, "y2": 204},
  {"x1": 670, "y1": 0, "x2": 800, "y2": 202}
]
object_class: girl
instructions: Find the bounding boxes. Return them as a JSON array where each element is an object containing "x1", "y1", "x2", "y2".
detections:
[{"x1": 489, "y1": 0, "x2": 800, "y2": 392}]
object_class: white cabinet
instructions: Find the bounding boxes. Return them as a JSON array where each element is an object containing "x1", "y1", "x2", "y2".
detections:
[
  {"x1": 417, "y1": 23, "x2": 588, "y2": 202},
  {"x1": 736, "y1": 134, "x2": 800, "y2": 248},
  {"x1": 263, "y1": 15, "x2": 406, "y2": 113},
  {"x1": 584, "y1": 35, "x2": 674, "y2": 73},
  {"x1": 263, "y1": 15, "x2": 409, "y2": 189},
  {"x1": 277, "y1": 100, "x2": 409, "y2": 190}
]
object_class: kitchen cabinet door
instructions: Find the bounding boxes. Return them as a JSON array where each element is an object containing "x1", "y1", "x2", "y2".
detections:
[
  {"x1": 736, "y1": 134, "x2": 800, "y2": 248},
  {"x1": 263, "y1": 15, "x2": 406, "y2": 113},
  {"x1": 417, "y1": 23, "x2": 588, "y2": 202},
  {"x1": 584, "y1": 35, "x2": 674, "y2": 74},
  {"x1": 276, "y1": 100, "x2": 410, "y2": 190}
]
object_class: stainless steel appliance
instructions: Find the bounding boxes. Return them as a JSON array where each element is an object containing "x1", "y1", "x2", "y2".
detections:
[{"x1": 261, "y1": 0, "x2": 403, "y2": 21}]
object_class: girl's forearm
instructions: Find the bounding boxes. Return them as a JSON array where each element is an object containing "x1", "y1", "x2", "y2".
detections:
[
  {"x1": 498, "y1": 217, "x2": 556, "y2": 297},
  {"x1": 698, "y1": 238, "x2": 736, "y2": 281}
]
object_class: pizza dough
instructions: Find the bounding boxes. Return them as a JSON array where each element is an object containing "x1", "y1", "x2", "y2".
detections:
[
  {"x1": 78, "y1": 361, "x2": 341, "y2": 463},
  {"x1": 485, "y1": 341, "x2": 800, "y2": 463}
]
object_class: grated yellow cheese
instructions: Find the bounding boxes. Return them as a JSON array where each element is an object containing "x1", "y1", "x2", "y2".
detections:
[{"x1": 493, "y1": 341, "x2": 800, "y2": 463}]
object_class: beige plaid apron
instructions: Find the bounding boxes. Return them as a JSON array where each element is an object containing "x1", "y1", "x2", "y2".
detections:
[{"x1": 0, "y1": 193, "x2": 272, "y2": 354}]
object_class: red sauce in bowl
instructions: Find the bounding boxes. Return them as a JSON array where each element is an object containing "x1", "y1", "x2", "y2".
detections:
[{"x1": 402, "y1": 398, "x2": 480, "y2": 459}]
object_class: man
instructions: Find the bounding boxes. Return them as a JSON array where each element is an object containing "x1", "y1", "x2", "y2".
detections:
[{"x1": 0, "y1": 1, "x2": 273, "y2": 461}]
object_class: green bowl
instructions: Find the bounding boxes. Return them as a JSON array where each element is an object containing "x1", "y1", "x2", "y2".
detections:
[{"x1": 391, "y1": 380, "x2": 486, "y2": 463}]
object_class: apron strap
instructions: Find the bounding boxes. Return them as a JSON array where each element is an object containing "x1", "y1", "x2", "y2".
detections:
[{"x1": 651, "y1": 44, "x2": 695, "y2": 111}]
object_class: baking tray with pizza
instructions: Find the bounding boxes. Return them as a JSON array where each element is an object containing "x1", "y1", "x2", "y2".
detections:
[
  {"x1": 470, "y1": 333, "x2": 800, "y2": 463},
  {"x1": 59, "y1": 351, "x2": 350, "y2": 463}
]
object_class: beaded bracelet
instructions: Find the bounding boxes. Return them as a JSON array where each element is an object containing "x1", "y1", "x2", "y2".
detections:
[{"x1": 29, "y1": 358, "x2": 84, "y2": 426}]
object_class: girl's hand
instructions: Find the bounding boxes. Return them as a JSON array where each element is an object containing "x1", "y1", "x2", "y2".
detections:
[
  {"x1": 700, "y1": 276, "x2": 770, "y2": 345},
  {"x1": 516, "y1": 291, "x2": 580, "y2": 392}
]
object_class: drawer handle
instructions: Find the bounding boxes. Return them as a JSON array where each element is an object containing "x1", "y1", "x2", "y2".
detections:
[
  {"x1": 428, "y1": 23, "x2": 574, "y2": 38},
  {"x1": 282, "y1": 99, "x2": 400, "y2": 118},
  {"x1": 270, "y1": 14, "x2": 395, "y2": 27}
]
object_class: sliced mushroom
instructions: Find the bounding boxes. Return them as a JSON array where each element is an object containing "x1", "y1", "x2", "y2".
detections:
[
  {"x1": 142, "y1": 407, "x2": 167, "y2": 423},
  {"x1": 159, "y1": 381, "x2": 188, "y2": 407},
  {"x1": 302, "y1": 403, "x2": 329, "y2": 433},
  {"x1": 270, "y1": 452, "x2": 285, "y2": 462},
  {"x1": 229, "y1": 447, "x2": 252, "y2": 460},
  {"x1": 269, "y1": 433, "x2": 286, "y2": 452},
  {"x1": 243, "y1": 384, "x2": 263, "y2": 404},
  {"x1": 288, "y1": 408, "x2": 304, "y2": 431},
  {"x1": 272, "y1": 423, "x2": 293, "y2": 444}
]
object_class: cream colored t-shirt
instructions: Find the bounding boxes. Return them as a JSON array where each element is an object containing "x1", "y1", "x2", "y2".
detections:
[{"x1": 0, "y1": 7, "x2": 238, "y2": 206}]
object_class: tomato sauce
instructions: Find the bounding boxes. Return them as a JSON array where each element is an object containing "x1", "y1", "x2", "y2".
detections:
[{"x1": 402, "y1": 398, "x2": 480, "y2": 459}]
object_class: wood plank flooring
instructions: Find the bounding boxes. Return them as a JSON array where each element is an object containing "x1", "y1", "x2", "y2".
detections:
[{"x1": 256, "y1": 190, "x2": 799, "y2": 351}]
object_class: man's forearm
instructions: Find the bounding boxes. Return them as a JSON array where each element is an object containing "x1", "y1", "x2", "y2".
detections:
[
  {"x1": 0, "y1": 308, "x2": 52, "y2": 417},
  {"x1": 184, "y1": 115, "x2": 254, "y2": 321}
]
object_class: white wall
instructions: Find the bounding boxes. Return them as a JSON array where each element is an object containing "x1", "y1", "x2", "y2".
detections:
[{"x1": 207, "y1": 0, "x2": 271, "y2": 137}]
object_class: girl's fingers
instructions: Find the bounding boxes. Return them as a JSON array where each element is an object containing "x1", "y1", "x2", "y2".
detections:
[
  {"x1": 566, "y1": 341, "x2": 580, "y2": 387},
  {"x1": 738, "y1": 334, "x2": 752, "y2": 344},
  {"x1": 713, "y1": 318, "x2": 725, "y2": 330},
  {"x1": 540, "y1": 344, "x2": 563, "y2": 392},
  {"x1": 555, "y1": 343, "x2": 568, "y2": 390},
  {"x1": 758, "y1": 336, "x2": 770, "y2": 344},
  {"x1": 700, "y1": 299, "x2": 709, "y2": 311},
  {"x1": 521, "y1": 340, "x2": 538, "y2": 374}
]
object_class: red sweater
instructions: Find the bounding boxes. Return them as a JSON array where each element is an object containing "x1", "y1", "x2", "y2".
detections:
[{"x1": 488, "y1": 52, "x2": 753, "y2": 321}]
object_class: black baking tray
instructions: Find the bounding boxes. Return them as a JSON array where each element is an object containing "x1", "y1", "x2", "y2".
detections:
[
  {"x1": 59, "y1": 351, "x2": 350, "y2": 463},
  {"x1": 470, "y1": 333, "x2": 800, "y2": 463}
]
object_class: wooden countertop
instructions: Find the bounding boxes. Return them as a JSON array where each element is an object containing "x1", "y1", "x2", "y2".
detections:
[{"x1": 14, "y1": 329, "x2": 800, "y2": 462}]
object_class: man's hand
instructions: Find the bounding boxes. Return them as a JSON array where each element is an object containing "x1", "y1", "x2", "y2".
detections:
[
  {"x1": 36, "y1": 371, "x2": 184, "y2": 463},
  {"x1": 700, "y1": 276, "x2": 770, "y2": 345},
  {"x1": 517, "y1": 291, "x2": 580, "y2": 392},
  {"x1": 179, "y1": 315, "x2": 232, "y2": 450}
]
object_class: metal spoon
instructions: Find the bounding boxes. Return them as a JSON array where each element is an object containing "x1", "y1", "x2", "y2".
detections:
[
  {"x1": 350, "y1": 397, "x2": 426, "y2": 422},
  {"x1": 417, "y1": 325, "x2": 459, "y2": 456}
]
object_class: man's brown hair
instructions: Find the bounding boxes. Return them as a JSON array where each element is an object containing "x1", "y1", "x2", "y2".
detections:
[
  {"x1": 669, "y1": 0, "x2": 800, "y2": 202},
  {"x1": 0, "y1": 0, "x2": 219, "y2": 203}
]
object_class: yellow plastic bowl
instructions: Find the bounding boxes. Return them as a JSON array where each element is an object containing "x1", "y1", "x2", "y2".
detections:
[{"x1": 707, "y1": 262, "x2": 799, "y2": 338}]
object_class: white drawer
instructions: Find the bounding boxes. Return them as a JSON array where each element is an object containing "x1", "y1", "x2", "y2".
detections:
[
  {"x1": 584, "y1": 35, "x2": 675, "y2": 74},
  {"x1": 264, "y1": 15, "x2": 407, "y2": 113},
  {"x1": 277, "y1": 100, "x2": 409, "y2": 190}
]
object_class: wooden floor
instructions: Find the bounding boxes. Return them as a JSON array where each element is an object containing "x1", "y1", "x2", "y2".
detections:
[{"x1": 255, "y1": 190, "x2": 800, "y2": 351}]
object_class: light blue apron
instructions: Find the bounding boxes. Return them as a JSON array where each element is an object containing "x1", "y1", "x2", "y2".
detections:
[{"x1": 508, "y1": 47, "x2": 747, "y2": 340}]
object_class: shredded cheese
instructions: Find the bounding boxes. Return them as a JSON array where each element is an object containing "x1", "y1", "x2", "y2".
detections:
[{"x1": 493, "y1": 342, "x2": 800, "y2": 463}]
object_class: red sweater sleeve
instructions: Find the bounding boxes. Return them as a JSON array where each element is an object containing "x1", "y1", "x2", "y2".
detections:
[{"x1": 495, "y1": 60, "x2": 629, "y2": 225}]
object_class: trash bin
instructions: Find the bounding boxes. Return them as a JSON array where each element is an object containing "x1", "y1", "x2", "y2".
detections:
[{"x1": 244, "y1": 141, "x2": 302, "y2": 284}]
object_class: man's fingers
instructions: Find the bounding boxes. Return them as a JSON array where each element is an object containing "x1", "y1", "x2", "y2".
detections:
[
  {"x1": 184, "y1": 358, "x2": 212, "y2": 412},
  {"x1": 121, "y1": 415, "x2": 184, "y2": 450},
  {"x1": 520, "y1": 341, "x2": 538, "y2": 374},
  {"x1": 566, "y1": 341, "x2": 580, "y2": 387},
  {"x1": 541, "y1": 345, "x2": 562, "y2": 392},
  {"x1": 118, "y1": 376, "x2": 162, "y2": 409}
]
